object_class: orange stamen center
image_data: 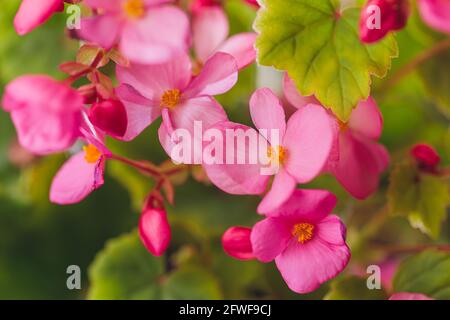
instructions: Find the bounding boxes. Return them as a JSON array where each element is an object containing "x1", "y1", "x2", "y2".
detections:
[
  {"x1": 123, "y1": 0, "x2": 145, "y2": 19},
  {"x1": 83, "y1": 144, "x2": 102, "y2": 164},
  {"x1": 267, "y1": 145, "x2": 287, "y2": 166},
  {"x1": 292, "y1": 223, "x2": 314, "y2": 244},
  {"x1": 160, "y1": 89, "x2": 181, "y2": 109}
]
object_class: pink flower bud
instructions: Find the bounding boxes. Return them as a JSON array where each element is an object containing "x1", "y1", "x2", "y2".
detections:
[
  {"x1": 222, "y1": 227, "x2": 254, "y2": 260},
  {"x1": 88, "y1": 99, "x2": 128, "y2": 138},
  {"x1": 411, "y1": 143, "x2": 441, "y2": 171},
  {"x1": 139, "y1": 207, "x2": 171, "y2": 257},
  {"x1": 244, "y1": 0, "x2": 260, "y2": 8},
  {"x1": 360, "y1": 0, "x2": 410, "y2": 44}
]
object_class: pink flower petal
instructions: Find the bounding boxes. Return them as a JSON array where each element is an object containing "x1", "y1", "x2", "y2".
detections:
[
  {"x1": 249, "y1": 88, "x2": 286, "y2": 144},
  {"x1": 14, "y1": 0, "x2": 63, "y2": 35},
  {"x1": 315, "y1": 215, "x2": 347, "y2": 246},
  {"x1": 216, "y1": 32, "x2": 257, "y2": 70},
  {"x1": 251, "y1": 218, "x2": 291, "y2": 263},
  {"x1": 389, "y1": 292, "x2": 434, "y2": 300},
  {"x1": 348, "y1": 97, "x2": 383, "y2": 140},
  {"x1": 282, "y1": 74, "x2": 319, "y2": 109},
  {"x1": 193, "y1": 6, "x2": 229, "y2": 63},
  {"x1": 139, "y1": 207, "x2": 171, "y2": 257},
  {"x1": 283, "y1": 104, "x2": 334, "y2": 183},
  {"x1": 50, "y1": 152, "x2": 105, "y2": 205},
  {"x1": 84, "y1": 0, "x2": 122, "y2": 11},
  {"x1": 418, "y1": 0, "x2": 450, "y2": 34},
  {"x1": 257, "y1": 168, "x2": 297, "y2": 214},
  {"x1": 183, "y1": 52, "x2": 238, "y2": 98},
  {"x1": 79, "y1": 15, "x2": 123, "y2": 49},
  {"x1": 222, "y1": 226, "x2": 255, "y2": 261}
]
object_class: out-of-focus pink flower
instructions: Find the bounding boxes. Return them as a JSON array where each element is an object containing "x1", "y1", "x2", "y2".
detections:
[
  {"x1": 192, "y1": 5, "x2": 257, "y2": 70},
  {"x1": 203, "y1": 88, "x2": 335, "y2": 214},
  {"x1": 139, "y1": 206, "x2": 171, "y2": 256},
  {"x1": 1, "y1": 75, "x2": 83, "y2": 155},
  {"x1": 251, "y1": 189, "x2": 350, "y2": 294},
  {"x1": 116, "y1": 51, "x2": 237, "y2": 162},
  {"x1": 79, "y1": 0, "x2": 190, "y2": 64},
  {"x1": 418, "y1": 0, "x2": 450, "y2": 34},
  {"x1": 50, "y1": 126, "x2": 111, "y2": 205},
  {"x1": 14, "y1": 0, "x2": 64, "y2": 35},
  {"x1": 359, "y1": 0, "x2": 410, "y2": 43},
  {"x1": 222, "y1": 227, "x2": 254, "y2": 260},
  {"x1": 389, "y1": 292, "x2": 434, "y2": 300},
  {"x1": 244, "y1": 0, "x2": 259, "y2": 7},
  {"x1": 88, "y1": 99, "x2": 128, "y2": 139},
  {"x1": 284, "y1": 75, "x2": 389, "y2": 200},
  {"x1": 411, "y1": 143, "x2": 441, "y2": 172}
]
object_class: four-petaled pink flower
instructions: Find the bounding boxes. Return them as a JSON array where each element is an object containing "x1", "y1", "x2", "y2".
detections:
[
  {"x1": 79, "y1": 0, "x2": 190, "y2": 64},
  {"x1": 116, "y1": 51, "x2": 238, "y2": 162},
  {"x1": 284, "y1": 75, "x2": 390, "y2": 200},
  {"x1": 251, "y1": 189, "x2": 350, "y2": 294},
  {"x1": 418, "y1": 0, "x2": 450, "y2": 34},
  {"x1": 14, "y1": 0, "x2": 64, "y2": 35},
  {"x1": 1, "y1": 75, "x2": 83, "y2": 155},
  {"x1": 203, "y1": 88, "x2": 335, "y2": 213}
]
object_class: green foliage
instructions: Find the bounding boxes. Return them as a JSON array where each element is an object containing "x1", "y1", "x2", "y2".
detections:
[
  {"x1": 255, "y1": 0, "x2": 398, "y2": 121},
  {"x1": 325, "y1": 276, "x2": 387, "y2": 300},
  {"x1": 393, "y1": 250, "x2": 450, "y2": 299}
]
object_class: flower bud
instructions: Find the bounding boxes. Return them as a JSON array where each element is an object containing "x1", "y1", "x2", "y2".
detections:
[
  {"x1": 411, "y1": 143, "x2": 441, "y2": 171},
  {"x1": 222, "y1": 227, "x2": 254, "y2": 260},
  {"x1": 88, "y1": 99, "x2": 128, "y2": 138},
  {"x1": 139, "y1": 207, "x2": 171, "y2": 257},
  {"x1": 360, "y1": 0, "x2": 410, "y2": 44}
]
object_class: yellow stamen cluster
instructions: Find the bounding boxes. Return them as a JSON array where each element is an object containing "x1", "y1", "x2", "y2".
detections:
[
  {"x1": 123, "y1": 0, "x2": 145, "y2": 19},
  {"x1": 160, "y1": 89, "x2": 181, "y2": 109},
  {"x1": 267, "y1": 145, "x2": 287, "y2": 165},
  {"x1": 83, "y1": 144, "x2": 102, "y2": 164},
  {"x1": 292, "y1": 223, "x2": 314, "y2": 244}
]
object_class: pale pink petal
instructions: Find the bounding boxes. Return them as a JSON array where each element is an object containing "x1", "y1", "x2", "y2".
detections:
[
  {"x1": 14, "y1": 0, "x2": 63, "y2": 35},
  {"x1": 348, "y1": 97, "x2": 383, "y2": 140},
  {"x1": 275, "y1": 238, "x2": 350, "y2": 294},
  {"x1": 315, "y1": 215, "x2": 347, "y2": 246},
  {"x1": 331, "y1": 132, "x2": 389, "y2": 199},
  {"x1": 202, "y1": 121, "x2": 270, "y2": 195},
  {"x1": 120, "y1": 6, "x2": 190, "y2": 64},
  {"x1": 257, "y1": 168, "x2": 296, "y2": 214},
  {"x1": 50, "y1": 152, "x2": 105, "y2": 205},
  {"x1": 84, "y1": 0, "x2": 122, "y2": 11},
  {"x1": 216, "y1": 32, "x2": 257, "y2": 70},
  {"x1": 249, "y1": 88, "x2": 286, "y2": 144},
  {"x1": 193, "y1": 6, "x2": 229, "y2": 63},
  {"x1": 283, "y1": 105, "x2": 334, "y2": 183},
  {"x1": 115, "y1": 84, "x2": 161, "y2": 141},
  {"x1": 183, "y1": 52, "x2": 238, "y2": 98},
  {"x1": 79, "y1": 15, "x2": 123, "y2": 49},
  {"x1": 389, "y1": 292, "x2": 434, "y2": 300},
  {"x1": 139, "y1": 208, "x2": 171, "y2": 257},
  {"x1": 251, "y1": 218, "x2": 291, "y2": 263},
  {"x1": 418, "y1": 0, "x2": 450, "y2": 34},
  {"x1": 116, "y1": 53, "x2": 192, "y2": 101},
  {"x1": 265, "y1": 189, "x2": 337, "y2": 221},
  {"x1": 222, "y1": 227, "x2": 254, "y2": 261},
  {"x1": 282, "y1": 74, "x2": 319, "y2": 109}
]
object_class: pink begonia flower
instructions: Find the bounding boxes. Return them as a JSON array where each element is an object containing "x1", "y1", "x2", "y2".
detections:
[
  {"x1": 88, "y1": 99, "x2": 128, "y2": 139},
  {"x1": 203, "y1": 88, "x2": 335, "y2": 214},
  {"x1": 389, "y1": 292, "x2": 434, "y2": 300},
  {"x1": 222, "y1": 227, "x2": 255, "y2": 260},
  {"x1": 116, "y1": 51, "x2": 238, "y2": 162},
  {"x1": 192, "y1": 4, "x2": 257, "y2": 70},
  {"x1": 284, "y1": 75, "x2": 389, "y2": 200},
  {"x1": 14, "y1": 0, "x2": 64, "y2": 35},
  {"x1": 418, "y1": 0, "x2": 450, "y2": 34},
  {"x1": 139, "y1": 207, "x2": 171, "y2": 256},
  {"x1": 1, "y1": 75, "x2": 83, "y2": 155},
  {"x1": 50, "y1": 124, "x2": 112, "y2": 205},
  {"x1": 251, "y1": 189, "x2": 350, "y2": 294},
  {"x1": 79, "y1": 0, "x2": 190, "y2": 64}
]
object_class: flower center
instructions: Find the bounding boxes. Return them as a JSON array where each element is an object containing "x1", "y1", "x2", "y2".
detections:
[
  {"x1": 83, "y1": 144, "x2": 102, "y2": 164},
  {"x1": 160, "y1": 89, "x2": 181, "y2": 109},
  {"x1": 292, "y1": 223, "x2": 314, "y2": 244},
  {"x1": 123, "y1": 0, "x2": 145, "y2": 19},
  {"x1": 267, "y1": 145, "x2": 287, "y2": 165},
  {"x1": 338, "y1": 120, "x2": 348, "y2": 132}
]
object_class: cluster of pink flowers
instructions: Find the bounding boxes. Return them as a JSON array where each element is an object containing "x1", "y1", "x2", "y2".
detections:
[{"x1": 3, "y1": 0, "x2": 448, "y2": 296}]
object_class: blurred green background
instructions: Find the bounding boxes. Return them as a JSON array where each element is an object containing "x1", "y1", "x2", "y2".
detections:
[{"x1": 0, "y1": 0, "x2": 449, "y2": 299}]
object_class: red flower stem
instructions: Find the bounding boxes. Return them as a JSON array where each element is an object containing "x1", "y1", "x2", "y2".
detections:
[{"x1": 111, "y1": 154, "x2": 161, "y2": 178}]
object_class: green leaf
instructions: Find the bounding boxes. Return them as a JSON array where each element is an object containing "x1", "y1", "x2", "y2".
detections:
[
  {"x1": 388, "y1": 161, "x2": 449, "y2": 239},
  {"x1": 393, "y1": 250, "x2": 450, "y2": 299},
  {"x1": 88, "y1": 231, "x2": 164, "y2": 300},
  {"x1": 325, "y1": 276, "x2": 387, "y2": 300},
  {"x1": 255, "y1": 0, "x2": 398, "y2": 120}
]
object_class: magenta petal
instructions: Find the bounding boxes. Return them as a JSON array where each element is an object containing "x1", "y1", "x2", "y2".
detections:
[
  {"x1": 193, "y1": 6, "x2": 229, "y2": 63},
  {"x1": 257, "y1": 168, "x2": 296, "y2": 215},
  {"x1": 79, "y1": 15, "x2": 123, "y2": 49},
  {"x1": 216, "y1": 32, "x2": 257, "y2": 70},
  {"x1": 283, "y1": 105, "x2": 334, "y2": 183},
  {"x1": 348, "y1": 97, "x2": 383, "y2": 140},
  {"x1": 389, "y1": 292, "x2": 434, "y2": 300},
  {"x1": 316, "y1": 215, "x2": 347, "y2": 246},
  {"x1": 251, "y1": 218, "x2": 291, "y2": 263},
  {"x1": 184, "y1": 52, "x2": 238, "y2": 98},
  {"x1": 275, "y1": 238, "x2": 350, "y2": 294},
  {"x1": 14, "y1": 0, "x2": 63, "y2": 35},
  {"x1": 50, "y1": 152, "x2": 105, "y2": 205},
  {"x1": 418, "y1": 0, "x2": 450, "y2": 34},
  {"x1": 84, "y1": 0, "x2": 122, "y2": 11},
  {"x1": 202, "y1": 121, "x2": 270, "y2": 195},
  {"x1": 222, "y1": 227, "x2": 255, "y2": 261},
  {"x1": 139, "y1": 208, "x2": 171, "y2": 257},
  {"x1": 282, "y1": 74, "x2": 320, "y2": 109},
  {"x1": 249, "y1": 88, "x2": 286, "y2": 144}
]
